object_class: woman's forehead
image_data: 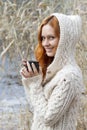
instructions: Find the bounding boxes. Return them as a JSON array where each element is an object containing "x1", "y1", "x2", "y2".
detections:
[{"x1": 42, "y1": 24, "x2": 55, "y2": 36}]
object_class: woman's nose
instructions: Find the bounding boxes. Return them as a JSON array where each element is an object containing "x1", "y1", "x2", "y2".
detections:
[{"x1": 43, "y1": 38, "x2": 49, "y2": 46}]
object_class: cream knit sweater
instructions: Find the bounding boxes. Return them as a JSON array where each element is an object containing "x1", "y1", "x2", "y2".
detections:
[{"x1": 22, "y1": 13, "x2": 86, "y2": 130}]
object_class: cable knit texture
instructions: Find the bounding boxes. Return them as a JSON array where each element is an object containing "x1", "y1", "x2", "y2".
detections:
[{"x1": 22, "y1": 13, "x2": 86, "y2": 130}]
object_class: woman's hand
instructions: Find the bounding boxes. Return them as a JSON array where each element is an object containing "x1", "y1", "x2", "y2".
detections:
[{"x1": 20, "y1": 59, "x2": 41, "y2": 78}]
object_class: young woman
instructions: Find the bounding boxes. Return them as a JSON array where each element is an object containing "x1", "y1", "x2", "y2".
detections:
[{"x1": 20, "y1": 13, "x2": 85, "y2": 130}]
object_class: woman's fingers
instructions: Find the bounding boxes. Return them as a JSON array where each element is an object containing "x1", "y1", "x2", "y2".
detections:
[
  {"x1": 20, "y1": 60, "x2": 41, "y2": 78},
  {"x1": 27, "y1": 61, "x2": 33, "y2": 73},
  {"x1": 32, "y1": 63, "x2": 38, "y2": 73},
  {"x1": 20, "y1": 67, "x2": 31, "y2": 78},
  {"x1": 22, "y1": 59, "x2": 27, "y2": 66}
]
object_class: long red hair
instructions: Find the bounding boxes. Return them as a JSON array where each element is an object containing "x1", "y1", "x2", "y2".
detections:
[{"x1": 34, "y1": 15, "x2": 60, "y2": 79}]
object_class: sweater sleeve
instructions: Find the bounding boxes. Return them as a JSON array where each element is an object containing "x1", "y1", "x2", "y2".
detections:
[
  {"x1": 22, "y1": 73, "x2": 76, "y2": 126},
  {"x1": 22, "y1": 75, "x2": 42, "y2": 113}
]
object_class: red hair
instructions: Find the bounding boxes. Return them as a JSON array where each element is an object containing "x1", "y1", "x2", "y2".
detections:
[{"x1": 34, "y1": 15, "x2": 60, "y2": 79}]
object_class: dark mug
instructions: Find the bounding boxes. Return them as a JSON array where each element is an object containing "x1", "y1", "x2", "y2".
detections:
[{"x1": 28, "y1": 61, "x2": 39, "y2": 72}]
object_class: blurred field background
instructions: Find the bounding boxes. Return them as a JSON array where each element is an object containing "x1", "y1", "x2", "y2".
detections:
[{"x1": 0, "y1": 0, "x2": 87, "y2": 130}]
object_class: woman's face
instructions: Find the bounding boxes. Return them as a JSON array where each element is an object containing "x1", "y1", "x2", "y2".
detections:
[{"x1": 41, "y1": 24, "x2": 59, "y2": 57}]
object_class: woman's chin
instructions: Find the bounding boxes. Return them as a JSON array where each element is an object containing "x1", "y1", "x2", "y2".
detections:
[{"x1": 46, "y1": 52, "x2": 54, "y2": 57}]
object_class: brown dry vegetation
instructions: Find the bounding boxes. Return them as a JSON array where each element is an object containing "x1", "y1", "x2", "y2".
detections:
[{"x1": 0, "y1": 0, "x2": 87, "y2": 130}]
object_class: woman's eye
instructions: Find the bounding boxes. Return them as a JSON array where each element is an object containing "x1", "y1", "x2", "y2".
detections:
[
  {"x1": 41, "y1": 36, "x2": 55, "y2": 41},
  {"x1": 41, "y1": 37, "x2": 45, "y2": 41},
  {"x1": 49, "y1": 36, "x2": 55, "y2": 40}
]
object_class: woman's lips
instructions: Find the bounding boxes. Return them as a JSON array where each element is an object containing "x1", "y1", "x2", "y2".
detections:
[{"x1": 45, "y1": 47, "x2": 53, "y2": 52}]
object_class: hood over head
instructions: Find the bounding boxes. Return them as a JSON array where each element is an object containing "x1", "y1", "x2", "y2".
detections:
[
  {"x1": 47, "y1": 13, "x2": 82, "y2": 73},
  {"x1": 43, "y1": 13, "x2": 86, "y2": 95}
]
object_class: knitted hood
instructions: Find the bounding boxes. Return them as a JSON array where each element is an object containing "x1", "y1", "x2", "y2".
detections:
[{"x1": 47, "y1": 13, "x2": 82, "y2": 74}]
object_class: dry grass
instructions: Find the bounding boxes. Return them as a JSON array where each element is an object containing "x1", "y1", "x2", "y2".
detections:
[
  {"x1": 0, "y1": 0, "x2": 87, "y2": 72},
  {"x1": 0, "y1": 0, "x2": 87, "y2": 130},
  {"x1": 0, "y1": 0, "x2": 87, "y2": 78}
]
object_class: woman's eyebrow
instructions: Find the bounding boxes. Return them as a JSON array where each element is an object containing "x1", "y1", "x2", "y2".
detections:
[{"x1": 41, "y1": 34, "x2": 55, "y2": 37}]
